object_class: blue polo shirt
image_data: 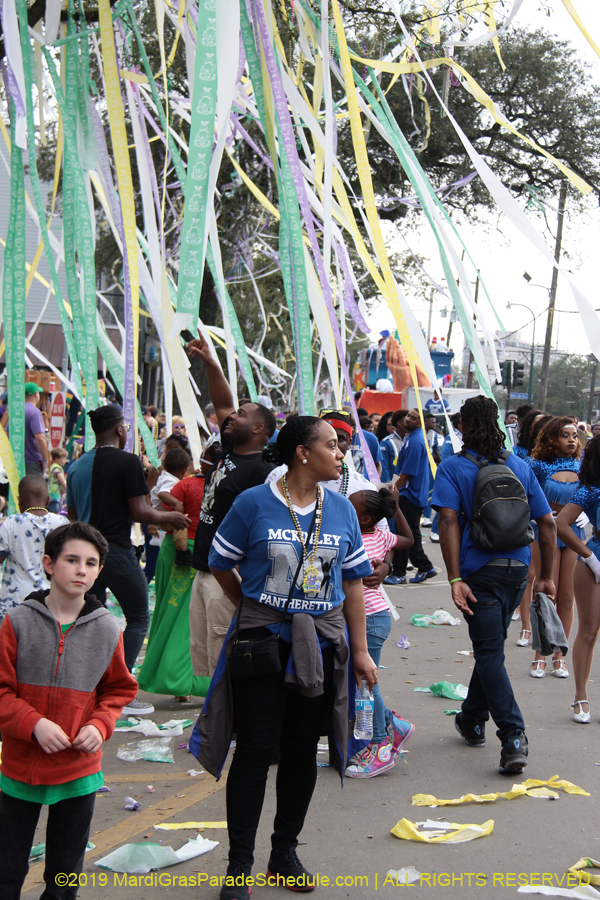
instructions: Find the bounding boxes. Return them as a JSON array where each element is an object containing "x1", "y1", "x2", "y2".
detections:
[
  {"x1": 397, "y1": 428, "x2": 430, "y2": 507},
  {"x1": 431, "y1": 450, "x2": 551, "y2": 577}
]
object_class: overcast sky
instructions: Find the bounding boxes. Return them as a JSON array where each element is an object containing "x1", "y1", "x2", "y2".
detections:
[{"x1": 366, "y1": 1, "x2": 600, "y2": 362}]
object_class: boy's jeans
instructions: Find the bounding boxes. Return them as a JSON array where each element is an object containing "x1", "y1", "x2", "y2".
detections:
[
  {"x1": 0, "y1": 790, "x2": 95, "y2": 900},
  {"x1": 366, "y1": 611, "x2": 393, "y2": 744}
]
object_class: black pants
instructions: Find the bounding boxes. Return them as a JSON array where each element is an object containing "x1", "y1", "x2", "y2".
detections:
[
  {"x1": 226, "y1": 632, "x2": 335, "y2": 869},
  {"x1": 393, "y1": 496, "x2": 433, "y2": 575},
  {"x1": 0, "y1": 790, "x2": 95, "y2": 900},
  {"x1": 91, "y1": 542, "x2": 150, "y2": 670}
]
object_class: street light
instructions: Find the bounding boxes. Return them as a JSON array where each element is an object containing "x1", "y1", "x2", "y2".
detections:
[{"x1": 506, "y1": 301, "x2": 536, "y2": 405}]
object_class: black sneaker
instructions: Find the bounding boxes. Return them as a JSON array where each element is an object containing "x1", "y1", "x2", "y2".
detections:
[
  {"x1": 220, "y1": 863, "x2": 252, "y2": 900},
  {"x1": 266, "y1": 848, "x2": 316, "y2": 892},
  {"x1": 175, "y1": 548, "x2": 194, "y2": 567},
  {"x1": 499, "y1": 732, "x2": 528, "y2": 773},
  {"x1": 455, "y1": 712, "x2": 486, "y2": 747}
]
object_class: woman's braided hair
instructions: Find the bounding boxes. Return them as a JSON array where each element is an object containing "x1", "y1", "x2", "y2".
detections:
[
  {"x1": 263, "y1": 416, "x2": 323, "y2": 468},
  {"x1": 459, "y1": 396, "x2": 504, "y2": 459}
]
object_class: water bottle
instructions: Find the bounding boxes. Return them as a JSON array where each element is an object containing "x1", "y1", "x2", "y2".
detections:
[{"x1": 354, "y1": 678, "x2": 374, "y2": 740}]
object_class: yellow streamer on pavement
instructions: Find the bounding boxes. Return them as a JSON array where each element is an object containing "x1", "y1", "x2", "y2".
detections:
[
  {"x1": 154, "y1": 821, "x2": 227, "y2": 831},
  {"x1": 568, "y1": 859, "x2": 600, "y2": 887},
  {"x1": 412, "y1": 775, "x2": 590, "y2": 806},
  {"x1": 392, "y1": 818, "x2": 494, "y2": 843}
]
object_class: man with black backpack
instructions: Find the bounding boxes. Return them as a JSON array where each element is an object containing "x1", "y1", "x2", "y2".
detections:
[{"x1": 432, "y1": 396, "x2": 556, "y2": 774}]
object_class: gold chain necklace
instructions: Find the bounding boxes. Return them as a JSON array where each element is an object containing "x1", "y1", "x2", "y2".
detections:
[{"x1": 281, "y1": 474, "x2": 324, "y2": 597}]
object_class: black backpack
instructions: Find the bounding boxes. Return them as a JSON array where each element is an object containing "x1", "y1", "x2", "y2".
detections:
[{"x1": 461, "y1": 450, "x2": 534, "y2": 552}]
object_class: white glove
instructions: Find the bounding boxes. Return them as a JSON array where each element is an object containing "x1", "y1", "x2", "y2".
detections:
[
  {"x1": 582, "y1": 552, "x2": 600, "y2": 584},
  {"x1": 575, "y1": 512, "x2": 589, "y2": 529}
]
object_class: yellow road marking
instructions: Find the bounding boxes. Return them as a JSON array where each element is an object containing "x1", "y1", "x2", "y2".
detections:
[
  {"x1": 23, "y1": 774, "x2": 227, "y2": 892},
  {"x1": 104, "y1": 772, "x2": 204, "y2": 783}
]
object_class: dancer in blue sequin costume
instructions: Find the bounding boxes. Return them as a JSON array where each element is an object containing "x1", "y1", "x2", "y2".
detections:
[
  {"x1": 557, "y1": 436, "x2": 600, "y2": 724},
  {"x1": 513, "y1": 414, "x2": 552, "y2": 643},
  {"x1": 526, "y1": 417, "x2": 583, "y2": 679}
]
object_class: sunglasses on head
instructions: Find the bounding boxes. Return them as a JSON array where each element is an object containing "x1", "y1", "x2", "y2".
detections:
[{"x1": 319, "y1": 408, "x2": 351, "y2": 419}]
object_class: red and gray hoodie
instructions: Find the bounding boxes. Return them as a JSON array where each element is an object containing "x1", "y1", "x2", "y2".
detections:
[{"x1": 0, "y1": 590, "x2": 138, "y2": 785}]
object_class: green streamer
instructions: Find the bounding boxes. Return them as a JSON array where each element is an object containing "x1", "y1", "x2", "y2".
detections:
[
  {"x1": 43, "y1": 38, "x2": 100, "y2": 447},
  {"x1": 16, "y1": 0, "x2": 83, "y2": 401},
  {"x1": 206, "y1": 245, "x2": 258, "y2": 403},
  {"x1": 3, "y1": 107, "x2": 27, "y2": 482},
  {"x1": 352, "y1": 67, "x2": 494, "y2": 401},
  {"x1": 240, "y1": 1, "x2": 314, "y2": 412},
  {"x1": 175, "y1": 0, "x2": 218, "y2": 320}
]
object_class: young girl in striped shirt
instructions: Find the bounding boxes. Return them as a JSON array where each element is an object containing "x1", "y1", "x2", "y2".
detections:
[{"x1": 346, "y1": 487, "x2": 415, "y2": 778}]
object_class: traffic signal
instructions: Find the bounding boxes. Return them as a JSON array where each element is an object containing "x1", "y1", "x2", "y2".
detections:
[
  {"x1": 513, "y1": 362, "x2": 525, "y2": 388},
  {"x1": 498, "y1": 360, "x2": 512, "y2": 387}
]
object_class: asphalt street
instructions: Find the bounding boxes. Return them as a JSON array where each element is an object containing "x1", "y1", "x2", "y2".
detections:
[{"x1": 23, "y1": 538, "x2": 599, "y2": 899}]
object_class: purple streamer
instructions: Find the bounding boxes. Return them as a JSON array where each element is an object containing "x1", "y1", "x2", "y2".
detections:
[
  {"x1": 336, "y1": 241, "x2": 370, "y2": 334},
  {"x1": 233, "y1": 114, "x2": 274, "y2": 171},
  {"x1": 252, "y1": 0, "x2": 378, "y2": 480}
]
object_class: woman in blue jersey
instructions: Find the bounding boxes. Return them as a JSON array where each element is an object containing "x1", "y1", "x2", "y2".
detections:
[
  {"x1": 557, "y1": 436, "x2": 600, "y2": 723},
  {"x1": 527, "y1": 417, "x2": 583, "y2": 679},
  {"x1": 191, "y1": 416, "x2": 376, "y2": 900}
]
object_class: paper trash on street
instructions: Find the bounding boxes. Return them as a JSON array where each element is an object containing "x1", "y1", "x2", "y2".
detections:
[
  {"x1": 387, "y1": 867, "x2": 421, "y2": 885},
  {"x1": 95, "y1": 835, "x2": 219, "y2": 874}
]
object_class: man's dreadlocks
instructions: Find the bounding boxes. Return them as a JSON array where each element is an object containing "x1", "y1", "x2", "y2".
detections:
[{"x1": 460, "y1": 396, "x2": 504, "y2": 460}]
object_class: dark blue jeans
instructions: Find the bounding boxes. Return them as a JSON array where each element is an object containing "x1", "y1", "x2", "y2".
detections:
[
  {"x1": 462, "y1": 563, "x2": 528, "y2": 743},
  {"x1": 366, "y1": 611, "x2": 393, "y2": 743},
  {"x1": 91, "y1": 542, "x2": 150, "y2": 670}
]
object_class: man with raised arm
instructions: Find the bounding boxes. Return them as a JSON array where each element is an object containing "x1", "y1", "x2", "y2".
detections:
[{"x1": 186, "y1": 336, "x2": 276, "y2": 677}]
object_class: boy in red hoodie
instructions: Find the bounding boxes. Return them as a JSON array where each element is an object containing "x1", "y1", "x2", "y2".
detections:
[{"x1": 0, "y1": 521, "x2": 138, "y2": 898}]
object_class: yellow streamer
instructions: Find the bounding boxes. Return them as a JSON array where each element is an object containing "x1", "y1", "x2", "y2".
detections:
[
  {"x1": 560, "y1": 0, "x2": 600, "y2": 60},
  {"x1": 98, "y1": 0, "x2": 140, "y2": 434},
  {"x1": 412, "y1": 775, "x2": 590, "y2": 807},
  {"x1": 568, "y1": 859, "x2": 600, "y2": 887},
  {"x1": 0, "y1": 426, "x2": 21, "y2": 511},
  {"x1": 348, "y1": 49, "x2": 591, "y2": 195},
  {"x1": 332, "y1": 1, "x2": 436, "y2": 469},
  {"x1": 392, "y1": 818, "x2": 494, "y2": 843}
]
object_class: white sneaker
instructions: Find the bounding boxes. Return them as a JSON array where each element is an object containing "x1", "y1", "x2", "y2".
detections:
[
  {"x1": 421, "y1": 518, "x2": 432, "y2": 527},
  {"x1": 530, "y1": 660, "x2": 546, "y2": 678},
  {"x1": 517, "y1": 629, "x2": 531, "y2": 647},
  {"x1": 122, "y1": 697, "x2": 155, "y2": 716},
  {"x1": 429, "y1": 533, "x2": 440, "y2": 543},
  {"x1": 572, "y1": 700, "x2": 590, "y2": 724},
  {"x1": 512, "y1": 610, "x2": 521, "y2": 621}
]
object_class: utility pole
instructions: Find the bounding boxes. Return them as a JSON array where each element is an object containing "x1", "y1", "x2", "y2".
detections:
[
  {"x1": 538, "y1": 181, "x2": 567, "y2": 409},
  {"x1": 588, "y1": 356, "x2": 599, "y2": 424}
]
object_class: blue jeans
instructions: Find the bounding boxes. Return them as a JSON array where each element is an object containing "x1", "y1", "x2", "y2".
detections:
[
  {"x1": 91, "y1": 543, "x2": 150, "y2": 671},
  {"x1": 431, "y1": 511, "x2": 439, "y2": 535},
  {"x1": 366, "y1": 611, "x2": 392, "y2": 743},
  {"x1": 462, "y1": 563, "x2": 528, "y2": 742}
]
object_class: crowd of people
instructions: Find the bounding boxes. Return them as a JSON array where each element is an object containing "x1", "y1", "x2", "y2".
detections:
[{"x1": 0, "y1": 366, "x2": 599, "y2": 899}]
